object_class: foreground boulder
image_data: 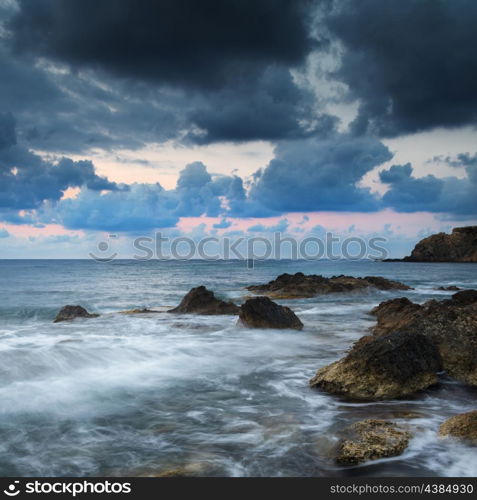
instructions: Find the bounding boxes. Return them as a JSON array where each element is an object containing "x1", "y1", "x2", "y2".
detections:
[
  {"x1": 336, "y1": 419, "x2": 411, "y2": 465},
  {"x1": 54, "y1": 305, "x2": 99, "y2": 323},
  {"x1": 310, "y1": 330, "x2": 440, "y2": 400},
  {"x1": 247, "y1": 272, "x2": 411, "y2": 299},
  {"x1": 402, "y1": 226, "x2": 477, "y2": 263},
  {"x1": 168, "y1": 286, "x2": 239, "y2": 315},
  {"x1": 439, "y1": 411, "x2": 477, "y2": 444},
  {"x1": 371, "y1": 290, "x2": 477, "y2": 386},
  {"x1": 238, "y1": 296, "x2": 303, "y2": 330}
]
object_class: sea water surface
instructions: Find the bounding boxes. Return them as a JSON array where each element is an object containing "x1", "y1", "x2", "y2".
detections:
[{"x1": 0, "y1": 259, "x2": 476, "y2": 477}]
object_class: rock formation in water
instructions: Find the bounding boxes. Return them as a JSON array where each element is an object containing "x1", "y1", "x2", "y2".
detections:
[
  {"x1": 336, "y1": 419, "x2": 411, "y2": 465},
  {"x1": 370, "y1": 297, "x2": 422, "y2": 336},
  {"x1": 309, "y1": 330, "x2": 440, "y2": 400},
  {"x1": 370, "y1": 290, "x2": 477, "y2": 386},
  {"x1": 247, "y1": 272, "x2": 411, "y2": 299},
  {"x1": 399, "y1": 226, "x2": 477, "y2": 262},
  {"x1": 439, "y1": 411, "x2": 477, "y2": 444},
  {"x1": 168, "y1": 286, "x2": 239, "y2": 315},
  {"x1": 54, "y1": 305, "x2": 99, "y2": 322},
  {"x1": 238, "y1": 296, "x2": 303, "y2": 330}
]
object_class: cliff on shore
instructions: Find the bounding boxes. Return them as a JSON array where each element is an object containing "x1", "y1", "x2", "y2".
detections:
[{"x1": 391, "y1": 226, "x2": 477, "y2": 263}]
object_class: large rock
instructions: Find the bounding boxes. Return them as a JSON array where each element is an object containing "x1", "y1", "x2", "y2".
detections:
[
  {"x1": 310, "y1": 330, "x2": 441, "y2": 400},
  {"x1": 402, "y1": 226, "x2": 477, "y2": 263},
  {"x1": 371, "y1": 290, "x2": 477, "y2": 386},
  {"x1": 336, "y1": 419, "x2": 411, "y2": 465},
  {"x1": 247, "y1": 272, "x2": 411, "y2": 299},
  {"x1": 168, "y1": 286, "x2": 239, "y2": 315},
  {"x1": 370, "y1": 297, "x2": 421, "y2": 336},
  {"x1": 238, "y1": 296, "x2": 303, "y2": 330},
  {"x1": 439, "y1": 411, "x2": 477, "y2": 444},
  {"x1": 54, "y1": 305, "x2": 99, "y2": 323}
]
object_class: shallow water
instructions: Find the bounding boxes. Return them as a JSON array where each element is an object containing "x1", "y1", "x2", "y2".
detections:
[{"x1": 0, "y1": 259, "x2": 476, "y2": 477}]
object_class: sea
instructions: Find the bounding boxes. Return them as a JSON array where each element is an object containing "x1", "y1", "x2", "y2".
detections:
[{"x1": 0, "y1": 259, "x2": 476, "y2": 477}]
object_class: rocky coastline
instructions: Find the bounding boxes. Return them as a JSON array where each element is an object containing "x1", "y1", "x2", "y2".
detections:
[{"x1": 52, "y1": 268, "x2": 477, "y2": 467}]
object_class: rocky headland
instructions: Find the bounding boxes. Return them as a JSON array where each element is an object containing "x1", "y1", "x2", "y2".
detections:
[{"x1": 387, "y1": 226, "x2": 477, "y2": 263}]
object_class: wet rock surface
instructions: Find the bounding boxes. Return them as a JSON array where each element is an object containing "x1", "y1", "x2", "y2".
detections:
[
  {"x1": 54, "y1": 305, "x2": 99, "y2": 323},
  {"x1": 336, "y1": 419, "x2": 411, "y2": 465},
  {"x1": 238, "y1": 296, "x2": 303, "y2": 330},
  {"x1": 309, "y1": 330, "x2": 441, "y2": 400},
  {"x1": 371, "y1": 290, "x2": 477, "y2": 386},
  {"x1": 168, "y1": 286, "x2": 239, "y2": 315},
  {"x1": 247, "y1": 272, "x2": 411, "y2": 299},
  {"x1": 439, "y1": 411, "x2": 477, "y2": 444},
  {"x1": 370, "y1": 297, "x2": 421, "y2": 336}
]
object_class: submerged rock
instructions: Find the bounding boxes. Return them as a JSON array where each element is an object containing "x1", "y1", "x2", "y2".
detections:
[
  {"x1": 439, "y1": 411, "x2": 477, "y2": 444},
  {"x1": 168, "y1": 286, "x2": 239, "y2": 315},
  {"x1": 247, "y1": 272, "x2": 411, "y2": 299},
  {"x1": 437, "y1": 285, "x2": 461, "y2": 291},
  {"x1": 336, "y1": 419, "x2": 411, "y2": 465},
  {"x1": 310, "y1": 330, "x2": 440, "y2": 400},
  {"x1": 371, "y1": 290, "x2": 477, "y2": 386},
  {"x1": 54, "y1": 305, "x2": 99, "y2": 323},
  {"x1": 119, "y1": 308, "x2": 161, "y2": 314},
  {"x1": 238, "y1": 296, "x2": 303, "y2": 330},
  {"x1": 402, "y1": 226, "x2": 477, "y2": 263}
]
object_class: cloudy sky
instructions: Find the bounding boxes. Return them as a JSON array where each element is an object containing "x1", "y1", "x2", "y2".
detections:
[{"x1": 0, "y1": 0, "x2": 476, "y2": 258}]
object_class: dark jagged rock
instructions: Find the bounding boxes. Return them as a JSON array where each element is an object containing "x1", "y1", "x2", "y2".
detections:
[
  {"x1": 402, "y1": 226, "x2": 477, "y2": 263},
  {"x1": 309, "y1": 330, "x2": 440, "y2": 400},
  {"x1": 437, "y1": 285, "x2": 461, "y2": 291},
  {"x1": 439, "y1": 411, "x2": 477, "y2": 444},
  {"x1": 238, "y1": 296, "x2": 303, "y2": 330},
  {"x1": 168, "y1": 286, "x2": 239, "y2": 315},
  {"x1": 370, "y1": 290, "x2": 477, "y2": 386},
  {"x1": 336, "y1": 419, "x2": 411, "y2": 465},
  {"x1": 54, "y1": 305, "x2": 99, "y2": 323},
  {"x1": 370, "y1": 297, "x2": 421, "y2": 336},
  {"x1": 451, "y1": 289, "x2": 477, "y2": 305},
  {"x1": 247, "y1": 272, "x2": 411, "y2": 299}
]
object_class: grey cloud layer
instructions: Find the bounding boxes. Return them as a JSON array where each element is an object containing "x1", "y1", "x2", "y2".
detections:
[
  {"x1": 0, "y1": 113, "x2": 117, "y2": 213},
  {"x1": 328, "y1": 0, "x2": 477, "y2": 136},
  {"x1": 0, "y1": 0, "x2": 476, "y2": 229},
  {"x1": 2, "y1": 120, "x2": 475, "y2": 232}
]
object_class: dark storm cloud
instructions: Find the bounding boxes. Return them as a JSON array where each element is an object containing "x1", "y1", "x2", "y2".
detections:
[
  {"x1": 249, "y1": 134, "x2": 392, "y2": 213},
  {"x1": 326, "y1": 0, "x2": 477, "y2": 136},
  {"x1": 1, "y1": 0, "x2": 331, "y2": 148},
  {"x1": 0, "y1": 112, "x2": 16, "y2": 150},
  {"x1": 380, "y1": 163, "x2": 477, "y2": 216},
  {"x1": 0, "y1": 113, "x2": 118, "y2": 210},
  {"x1": 186, "y1": 66, "x2": 337, "y2": 144},
  {"x1": 8, "y1": 0, "x2": 315, "y2": 89}
]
